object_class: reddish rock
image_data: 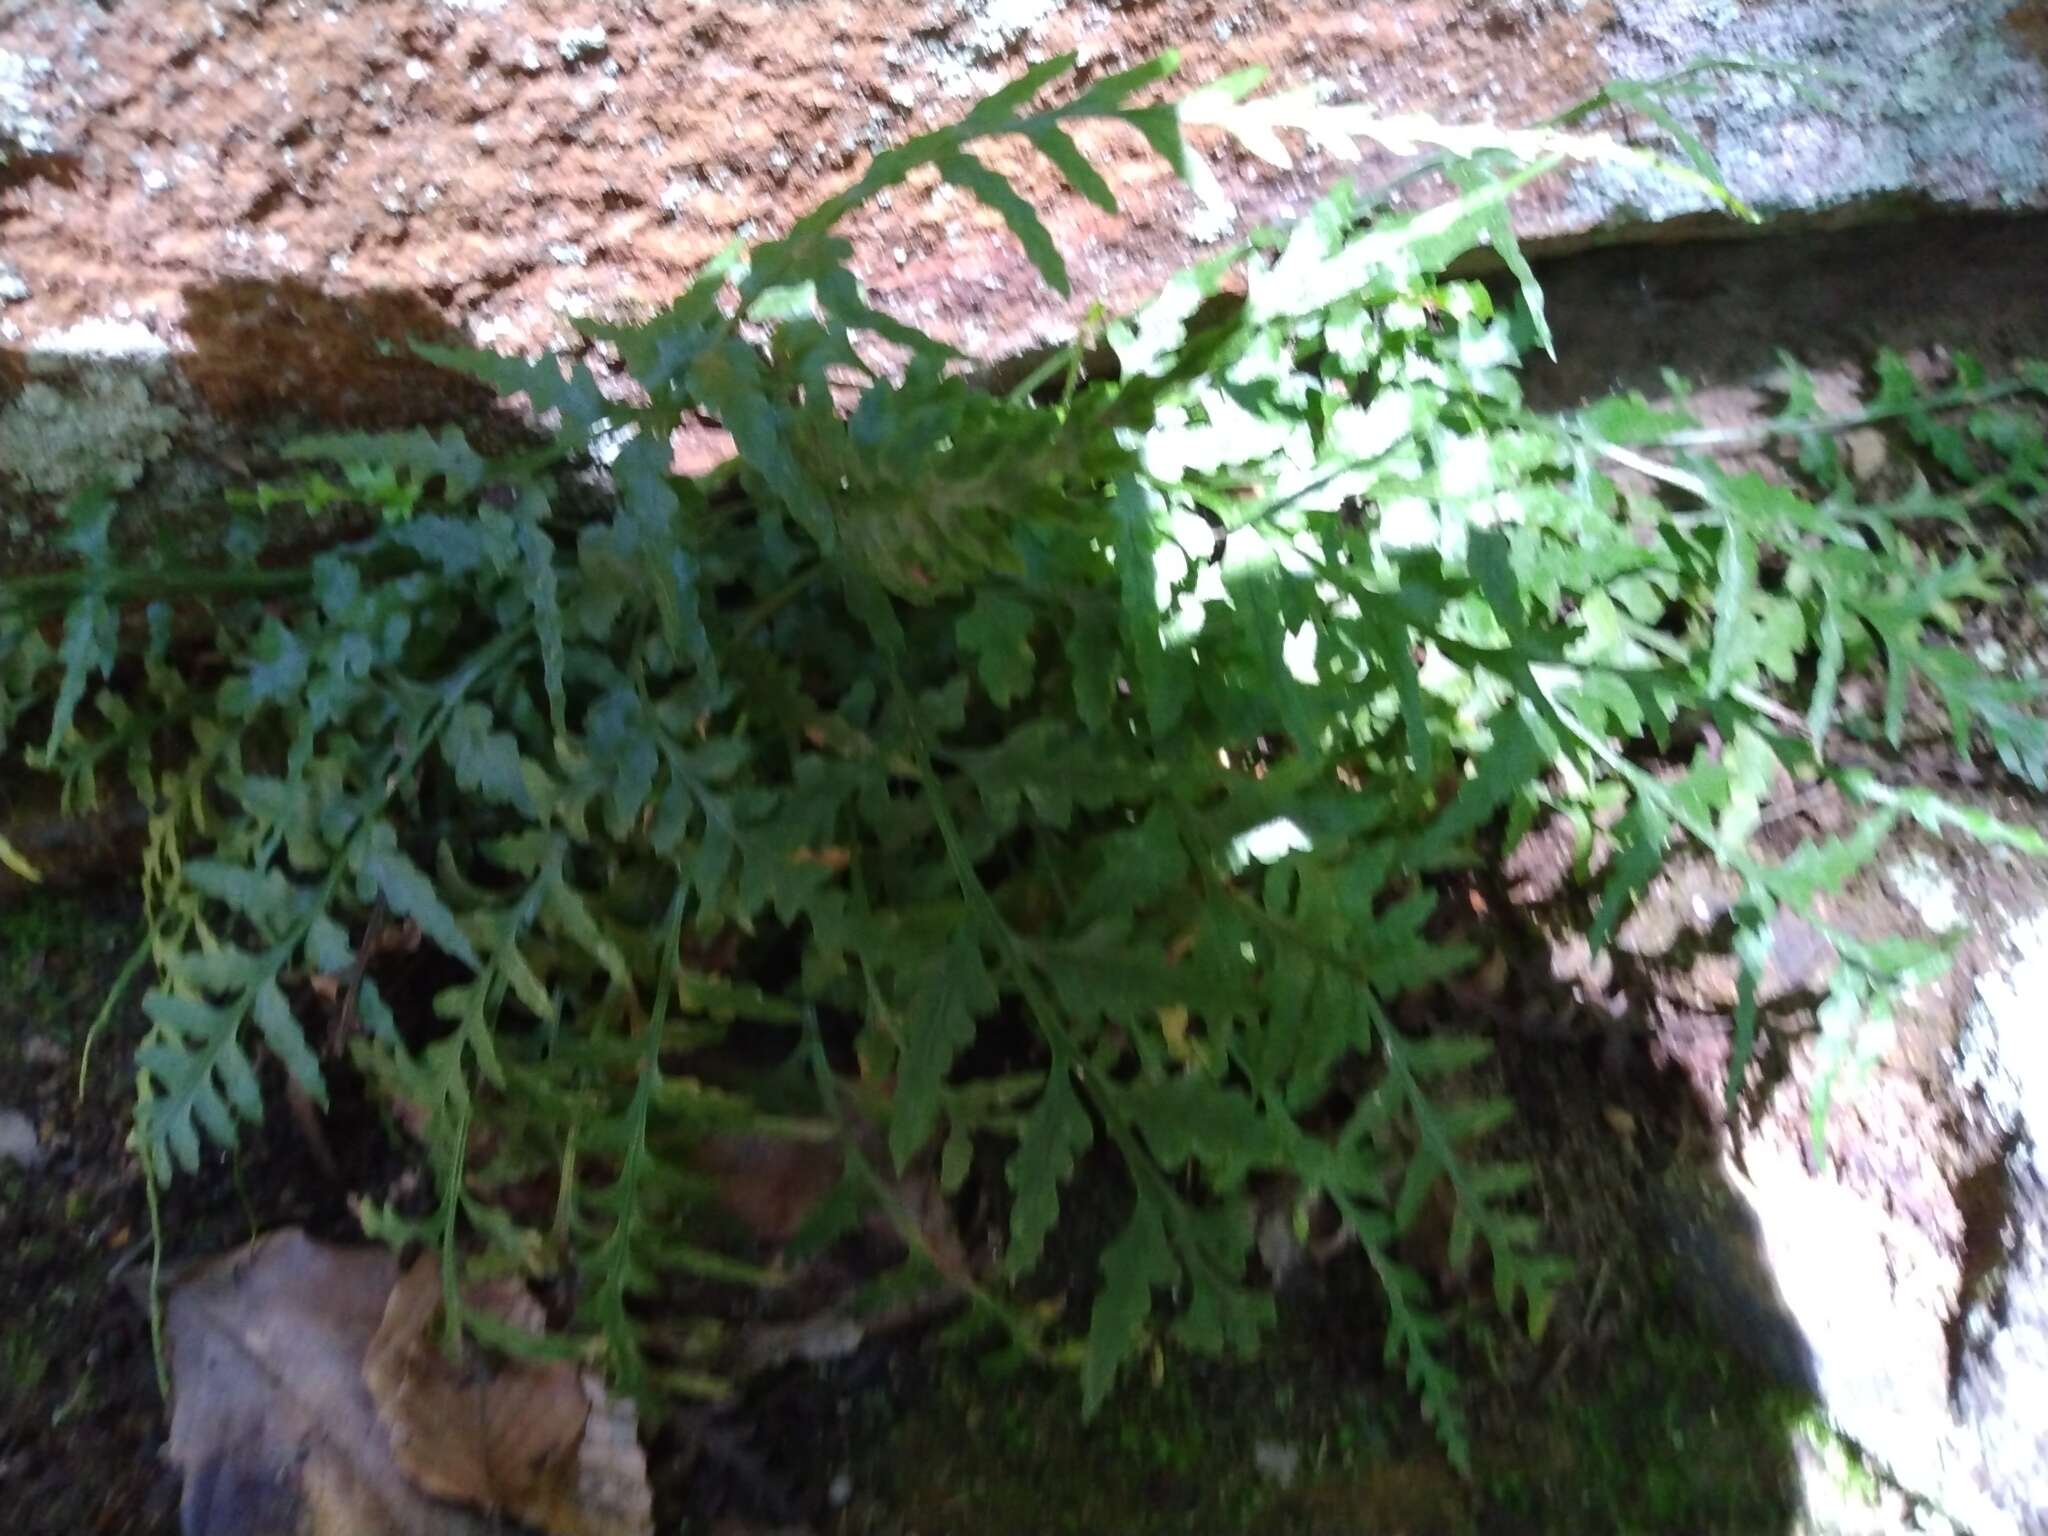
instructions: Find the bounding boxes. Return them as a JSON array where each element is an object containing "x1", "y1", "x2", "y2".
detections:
[
  {"x1": 0, "y1": 0, "x2": 1651, "y2": 418},
  {"x1": 0, "y1": 2, "x2": 2042, "y2": 433}
]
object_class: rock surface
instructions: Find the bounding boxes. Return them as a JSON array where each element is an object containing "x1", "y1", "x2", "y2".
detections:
[
  {"x1": 0, "y1": 1105, "x2": 40, "y2": 1169},
  {"x1": 1947, "y1": 910, "x2": 2048, "y2": 1536},
  {"x1": 1644, "y1": 820, "x2": 2048, "y2": 1536},
  {"x1": 1, "y1": 0, "x2": 2044, "y2": 416}
]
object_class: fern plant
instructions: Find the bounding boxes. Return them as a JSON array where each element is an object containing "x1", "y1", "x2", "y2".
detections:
[{"x1": 3, "y1": 54, "x2": 2045, "y2": 1468}]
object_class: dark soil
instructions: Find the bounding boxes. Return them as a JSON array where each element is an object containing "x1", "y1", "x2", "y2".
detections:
[
  {"x1": 0, "y1": 891, "x2": 407, "y2": 1536},
  {"x1": 0, "y1": 893, "x2": 171, "y2": 1536}
]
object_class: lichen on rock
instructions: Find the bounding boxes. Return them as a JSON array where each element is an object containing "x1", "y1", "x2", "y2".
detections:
[
  {"x1": 1588, "y1": 0, "x2": 2048, "y2": 223},
  {"x1": 0, "y1": 363, "x2": 184, "y2": 499},
  {"x1": 0, "y1": 47, "x2": 54, "y2": 158}
]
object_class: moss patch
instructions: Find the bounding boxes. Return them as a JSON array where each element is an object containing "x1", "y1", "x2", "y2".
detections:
[
  {"x1": 1481, "y1": 1264, "x2": 1810, "y2": 1535},
  {"x1": 831, "y1": 1254, "x2": 1809, "y2": 1536}
]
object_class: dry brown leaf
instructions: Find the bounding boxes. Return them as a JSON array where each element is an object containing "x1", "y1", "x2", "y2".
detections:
[
  {"x1": 164, "y1": 1230, "x2": 651, "y2": 1536},
  {"x1": 787, "y1": 846, "x2": 853, "y2": 872},
  {"x1": 363, "y1": 1253, "x2": 652, "y2": 1536},
  {"x1": 879, "y1": 1162, "x2": 974, "y2": 1285},
  {"x1": 166, "y1": 1229, "x2": 487, "y2": 1536},
  {"x1": 692, "y1": 1132, "x2": 844, "y2": 1245}
]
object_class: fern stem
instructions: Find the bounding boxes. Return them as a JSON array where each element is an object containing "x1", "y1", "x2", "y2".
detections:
[
  {"x1": 588, "y1": 880, "x2": 690, "y2": 1394},
  {"x1": 0, "y1": 566, "x2": 313, "y2": 615},
  {"x1": 1617, "y1": 617, "x2": 1809, "y2": 734},
  {"x1": 437, "y1": 1088, "x2": 473, "y2": 1356},
  {"x1": 135, "y1": 1124, "x2": 172, "y2": 1404},
  {"x1": 802, "y1": 1015, "x2": 1054, "y2": 1363},
  {"x1": 1213, "y1": 877, "x2": 1538, "y2": 1306},
  {"x1": 1646, "y1": 377, "x2": 2035, "y2": 452},
  {"x1": 77, "y1": 930, "x2": 151, "y2": 1104}
]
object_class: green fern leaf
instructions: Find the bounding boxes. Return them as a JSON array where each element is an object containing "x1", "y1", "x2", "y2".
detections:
[
  {"x1": 1725, "y1": 907, "x2": 1774, "y2": 1122},
  {"x1": 410, "y1": 342, "x2": 611, "y2": 441},
  {"x1": 963, "y1": 52, "x2": 1078, "y2": 124},
  {"x1": 43, "y1": 593, "x2": 113, "y2": 757},
  {"x1": 891, "y1": 928, "x2": 997, "y2": 1170},
  {"x1": 1850, "y1": 776, "x2": 2048, "y2": 853},
  {"x1": 512, "y1": 500, "x2": 571, "y2": 734},
  {"x1": 936, "y1": 151, "x2": 1071, "y2": 296},
  {"x1": 1025, "y1": 122, "x2": 1118, "y2": 212},
  {"x1": 541, "y1": 858, "x2": 632, "y2": 988},
  {"x1": 362, "y1": 837, "x2": 481, "y2": 971},
  {"x1": 1006, "y1": 1067, "x2": 1094, "y2": 1278},
  {"x1": 688, "y1": 339, "x2": 836, "y2": 547},
  {"x1": 138, "y1": 990, "x2": 247, "y2": 1171},
  {"x1": 283, "y1": 425, "x2": 486, "y2": 516},
  {"x1": 956, "y1": 591, "x2": 1038, "y2": 708},
  {"x1": 1589, "y1": 798, "x2": 1667, "y2": 953},
  {"x1": 183, "y1": 860, "x2": 296, "y2": 935},
  {"x1": 442, "y1": 703, "x2": 535, "y2": 815},
  {"x1": 253, "y1": 976, "x2": 326, "y2": 1106},
  {"x1": 1081, "y1": 1197, "x2": 1176, "y2": 1416},
  {"x1": 1410, "y1": 706, "x2": 1545, "y2": 867}
]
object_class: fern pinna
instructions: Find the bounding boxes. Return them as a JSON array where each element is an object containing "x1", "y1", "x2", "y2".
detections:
[{"x1": 3, "y1": 54, "x2": 2044, "y2": 1466}]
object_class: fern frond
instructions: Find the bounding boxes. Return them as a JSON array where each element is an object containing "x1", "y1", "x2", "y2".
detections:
[{"x1": 9, "y1": 53, "x2": 2044, "y2": 1474}]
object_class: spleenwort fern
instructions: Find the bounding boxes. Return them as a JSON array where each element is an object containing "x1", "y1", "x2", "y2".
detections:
[{"x1": 3, "y1": 53, "x2": 2045, "y2": 1468}]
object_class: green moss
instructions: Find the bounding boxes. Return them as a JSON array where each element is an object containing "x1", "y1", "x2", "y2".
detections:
[
  {"x1": 1481, "y1": 1265, "x2": 1810, "y2": 1535},
  {"x1": 0, "y1": 890, "x2": 135, "y2": 1045},
  {"x1": 1, "y1": 891, "x2": 74, "y2": 964},
  {"x1": 842, "y1": 1293, "x2": 1473, "y2": 1536},
  {"x1": 848, "y1": 1355, "x2": 1254, "y2": 1535},
  {"x1": 3, "y1": 1325, "x2": 52, "y2": 1395},
  {"x1": 841, "y1": 1260, "x2": 1808, "y2": 1536},
  {"x1": 1795, "y1": 1412, "x2": 1887, "y2": 1512}
]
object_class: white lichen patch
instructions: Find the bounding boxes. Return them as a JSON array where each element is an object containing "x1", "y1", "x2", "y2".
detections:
[
  {"x1": 1587, "y1": 1, "x2": 2048, "y2": 227},
  {"x1": 925, "y1": 0, "x2": 1066, "y2": 97},
  {"x1": 1182, "y1": 187, "x2": 1240, "y2": 244},
  {"x1": 1885, "y1": 853, "x2": 1966, "y2": 935},
  {"x1": 1945, "y1": 907, "x2": 2048, "y2": 1536},
  {"x1": 1959, "y1": 908, "x2": 2048, "y2": 1140},
  {"x1": 1251, "y1": 1440, "x2": 1300, "y2": 1490},
  {"x1": 0, "y1": 1107, "x2": 42, "y2": 1170},
  {"x1": 958, "y1": 0, "x2": 1062, "y2": 58},
  {"x1": 30, "y1": 316, "x2": 172, "y2": 364},
  {"x1": 659, "y1": 175, "x2": 701, "y2": 215},
  {"x1": 1, "y1": 50, "x2": 55, "y2": 156},
  {"x1": 557, "y1": 25, "x2": 608, "y2": 65}
]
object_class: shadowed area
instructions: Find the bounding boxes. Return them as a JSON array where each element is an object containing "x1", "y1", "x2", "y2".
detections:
[{"x1": 175, "y1": 277, "x2": 494, "y2": 428}]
